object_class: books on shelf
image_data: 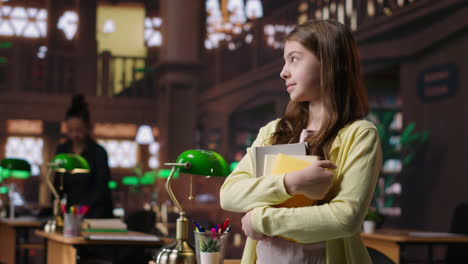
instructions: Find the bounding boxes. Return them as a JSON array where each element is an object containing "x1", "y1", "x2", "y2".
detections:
[{"x1": 82, "y1": 218, "x2": 128, "y2": 233}]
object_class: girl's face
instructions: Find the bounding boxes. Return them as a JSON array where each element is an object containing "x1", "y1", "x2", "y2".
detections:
[
  {"x1": 66, "y1": 117, "x2": 88, "y2": 144},
  {"x1": 280, "y1": 40, "x2": 321, "y2": 103}
]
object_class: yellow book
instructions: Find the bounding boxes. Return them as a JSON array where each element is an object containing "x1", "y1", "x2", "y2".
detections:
[
  {"x1": 263, "y1": 154, "x2": 319, "y2": 177},
  {"x1": 269, "y1": 153, "x2": 319, "y2": 208}
]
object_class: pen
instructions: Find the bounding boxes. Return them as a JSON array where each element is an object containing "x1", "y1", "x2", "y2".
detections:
[
  {"x1": 60, "y1": 204, "x2": 67, "y2": 214},
  {"x1": 222, "y1": 218, "x2": 230, "y2": 231},
  {"x1": 196, "y1": 223, "x2": 205, "y2": 232},
  {"x1": 79, "y1": 205, "x2": 89, "y2": 216}
]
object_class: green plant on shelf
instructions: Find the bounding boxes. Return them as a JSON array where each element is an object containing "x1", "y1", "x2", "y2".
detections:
[
  {"x1": 365, "y1": 208, "x2": 384, "y2": 225},
  {"x1": 200, "y1": 237, "x2": 220, "y2": 253},
  {"x1": 371, "y1": 110, "x2": 430, "y2": 218}
]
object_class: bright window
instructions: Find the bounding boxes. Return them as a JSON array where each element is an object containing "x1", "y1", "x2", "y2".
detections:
[
  {"x1": 5, "y1": 136, "x2": 44, "y2": 176},
  {"x1": 57, "y1": 11, "x2": 78, "y2": 40},
  {"x1": 144, "y1": 17, "x2": 162, "y2": 47},
  {"x1": 148, "y1": 141, "x2": 160, "y2": 169},
  {"x1": 97, "y1": 139, "x2": 138, "y2": 168},
  {"x1": 0, "y1": 6, "x2": 47, "y2": 38}
]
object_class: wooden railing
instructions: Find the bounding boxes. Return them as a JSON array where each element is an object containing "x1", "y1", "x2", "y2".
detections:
[
  {"x1": 0, "y1": 46, "x2": 155, "y2": 99},
  {"x1": 98, "y1": 51, "x2": 154, "y2": 98},
  {"x1": 201, "y1": 0, "x2": 423, "y2": 89}
]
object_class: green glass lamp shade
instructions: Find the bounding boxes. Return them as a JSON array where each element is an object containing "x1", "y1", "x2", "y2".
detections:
[
  {"x1": 0, "y1": 158, "x2": 31, "y2": 179},
  {"x1": 108, "y1": 180, "x2": 118, "y2": 190},
  {"x1": 52, "y1": 153, "x2": 90, "y2": 173},
  {"x1": 0, "y1": 186, "x2": 9, "y2": 194},
  {"x1": 122, "y1": 176, "x2": 139, "y2": 186},
  {"x1": 158, "y1": 169, "x2": 179, "y2": 179},
  {"x1": 175, "y1": 149, "x2": 229, "y2": 177},
  {"x1": 230, "y1": 161, "x2": 239, "y2": 172}
]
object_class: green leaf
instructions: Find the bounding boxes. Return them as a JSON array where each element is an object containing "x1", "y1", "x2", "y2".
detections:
[
  {"x1": 402, "y1": 152, "x2": 414, "y2": 167},
  {"x1": 420, "y1": 131, "x2": 430, "y2": 143},
  {"x1": 384, "y1": 196, "x2": 394, "y2": 207},
  {"x1": 200, "y1": 237, "x2": 220, "y2": 252},
  {"x1": 400, "y1": 122, "x2": 416, "y2": 144}
]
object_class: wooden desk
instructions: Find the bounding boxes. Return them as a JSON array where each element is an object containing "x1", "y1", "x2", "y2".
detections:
[
  {"x1": 224, "y1": 260, "x2": 241, "y2": 264},
  {"x1": 0, "y1": 217, "x2": 42, "y2": 264},
  {"x1": 36, "y1": 230, "x2": 172, "y2": 264},
  {"x1": 362, "y1": 229, "x2": 468, "y2": 263}
]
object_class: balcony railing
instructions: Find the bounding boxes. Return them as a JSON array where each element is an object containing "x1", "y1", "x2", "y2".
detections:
[
  {"x1": 98, "y1": 51, "x2": 154, "y2": 98},
  {"x1": 0, "y1": 46, "x2": 155, "y2": 99}
]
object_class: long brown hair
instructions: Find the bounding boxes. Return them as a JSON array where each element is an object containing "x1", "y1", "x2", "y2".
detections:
[{"x1": 270, "y1": 19, "x2": 368, "y2": 159}]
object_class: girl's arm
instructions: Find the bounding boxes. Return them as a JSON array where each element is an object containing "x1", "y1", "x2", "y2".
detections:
[
  {"x1": 249, "y1": 127, "x2": 382, "y2": 243},
  {"x1": 220, "y1": 122, "x2": 294, "y2": 212}
]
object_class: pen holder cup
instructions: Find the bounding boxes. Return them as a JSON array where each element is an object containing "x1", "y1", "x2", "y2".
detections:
[
  {"x1": 194, "y1": 231, "x2": 229, "y2": 264},
  {"x1": 63, "y1": 213, "x2": 82, "y2": 237}
]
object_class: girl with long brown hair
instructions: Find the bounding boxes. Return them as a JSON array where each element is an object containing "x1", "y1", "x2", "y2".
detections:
[{"x1": 220, "y1": 19, "x2": 382, "y2": 263}]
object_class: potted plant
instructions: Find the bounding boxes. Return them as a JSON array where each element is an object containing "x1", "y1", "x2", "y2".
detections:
[
  {"x1": 368, "y1": 110, "x2": 430, "y2": 220},
  {"x1": 200, "y1": 237, "x2": 221, "y2": 264},
  {"x1": 363, "y1": 208, "x2": 383, "y2": 233}
]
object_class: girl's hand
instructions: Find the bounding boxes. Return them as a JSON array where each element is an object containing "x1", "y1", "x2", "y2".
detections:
[
  {"x1": 242, "y1": 210, "x2": 265, "y2": 240},
  {"x1": 284, "y1": 160, "x2": 336, "y2": 200}
]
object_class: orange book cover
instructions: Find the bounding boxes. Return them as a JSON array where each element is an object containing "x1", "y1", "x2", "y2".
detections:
[{"x1": 269, "y1": 154, "x2": 319, "y2": 208}]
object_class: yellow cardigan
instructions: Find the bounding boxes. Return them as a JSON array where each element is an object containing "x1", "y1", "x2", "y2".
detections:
[{"x1": 220, "y1": 119, "x2": 382, "y2": 264}]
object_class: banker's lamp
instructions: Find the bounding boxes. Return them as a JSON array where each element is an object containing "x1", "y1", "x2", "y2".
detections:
[
  {"x1": 45, "y1": 153, "x2": 89, "y2": 228},
  {"x1": 0, "y1": 158, "x2": 31, "y2": 179},
  {"x1": 155, "y1": 149, "x2": 229, "y2": 264},
  {"x1": 0, "y1": 158, "x2": 31, "y2": 219}
]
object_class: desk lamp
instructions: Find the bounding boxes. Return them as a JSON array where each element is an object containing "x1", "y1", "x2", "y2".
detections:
[
  {"x1": 0, "y1": 158, "x2": 31, "y2": 219},
  {"x1": 0, "y1": 158, "x2": 31, "y2": 179},
  {"x1": 155, "y1": 149, "x2": 229, "y2": 264},
  {"x1": 45, "y1": 153, "x2": 89, "y2": 229}
]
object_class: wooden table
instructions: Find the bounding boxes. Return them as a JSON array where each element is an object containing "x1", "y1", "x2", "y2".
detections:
[
  {"x1": 0, "y1": 217, "x2": 42, "y2": 264},
  {"x1": 36, "y1": 230, "x2": 172, "y2": 264},
  {"x1": 224, "y1": 260, "x2": 241, "y2": 264},
  {"x1": 362, "y1": 229, "x2": 468, "y2": 263}
]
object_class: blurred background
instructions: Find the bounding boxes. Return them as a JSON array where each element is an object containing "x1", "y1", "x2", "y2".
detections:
[{"x1": 0, "y1": 0, "x2": 466, "y2": 262}]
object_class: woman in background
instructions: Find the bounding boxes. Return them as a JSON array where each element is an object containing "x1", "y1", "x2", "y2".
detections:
[{"x1": 55, "y1": 94, "x2": 113, "y2": 218}]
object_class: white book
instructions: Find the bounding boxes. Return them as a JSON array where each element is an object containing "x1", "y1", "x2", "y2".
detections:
[
  {"x1": 253, "y1": 143, "x2": 308, "y2": 178},
  {"x1": 82, "y1": 218, "x2": 127, "y2": 230},
  {"x1": 85, "y1": 234, "x2": 161, "y2": 241}
]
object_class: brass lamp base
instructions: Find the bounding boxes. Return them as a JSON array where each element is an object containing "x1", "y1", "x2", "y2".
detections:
[
  {"x1": 155, "y1": 240, "x2": 196, "y2": 264},
  {"x1": 155, "y1": 212, "x2": 196, "y2": 264}
]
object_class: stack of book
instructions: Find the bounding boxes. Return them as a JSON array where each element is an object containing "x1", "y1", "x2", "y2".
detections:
[
  {"x1": 254, "y1": 143, "x2": 319, "y2": 208},
  {"x1": 82, "y1": 218, "x2": 128, "y2": 233}
]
